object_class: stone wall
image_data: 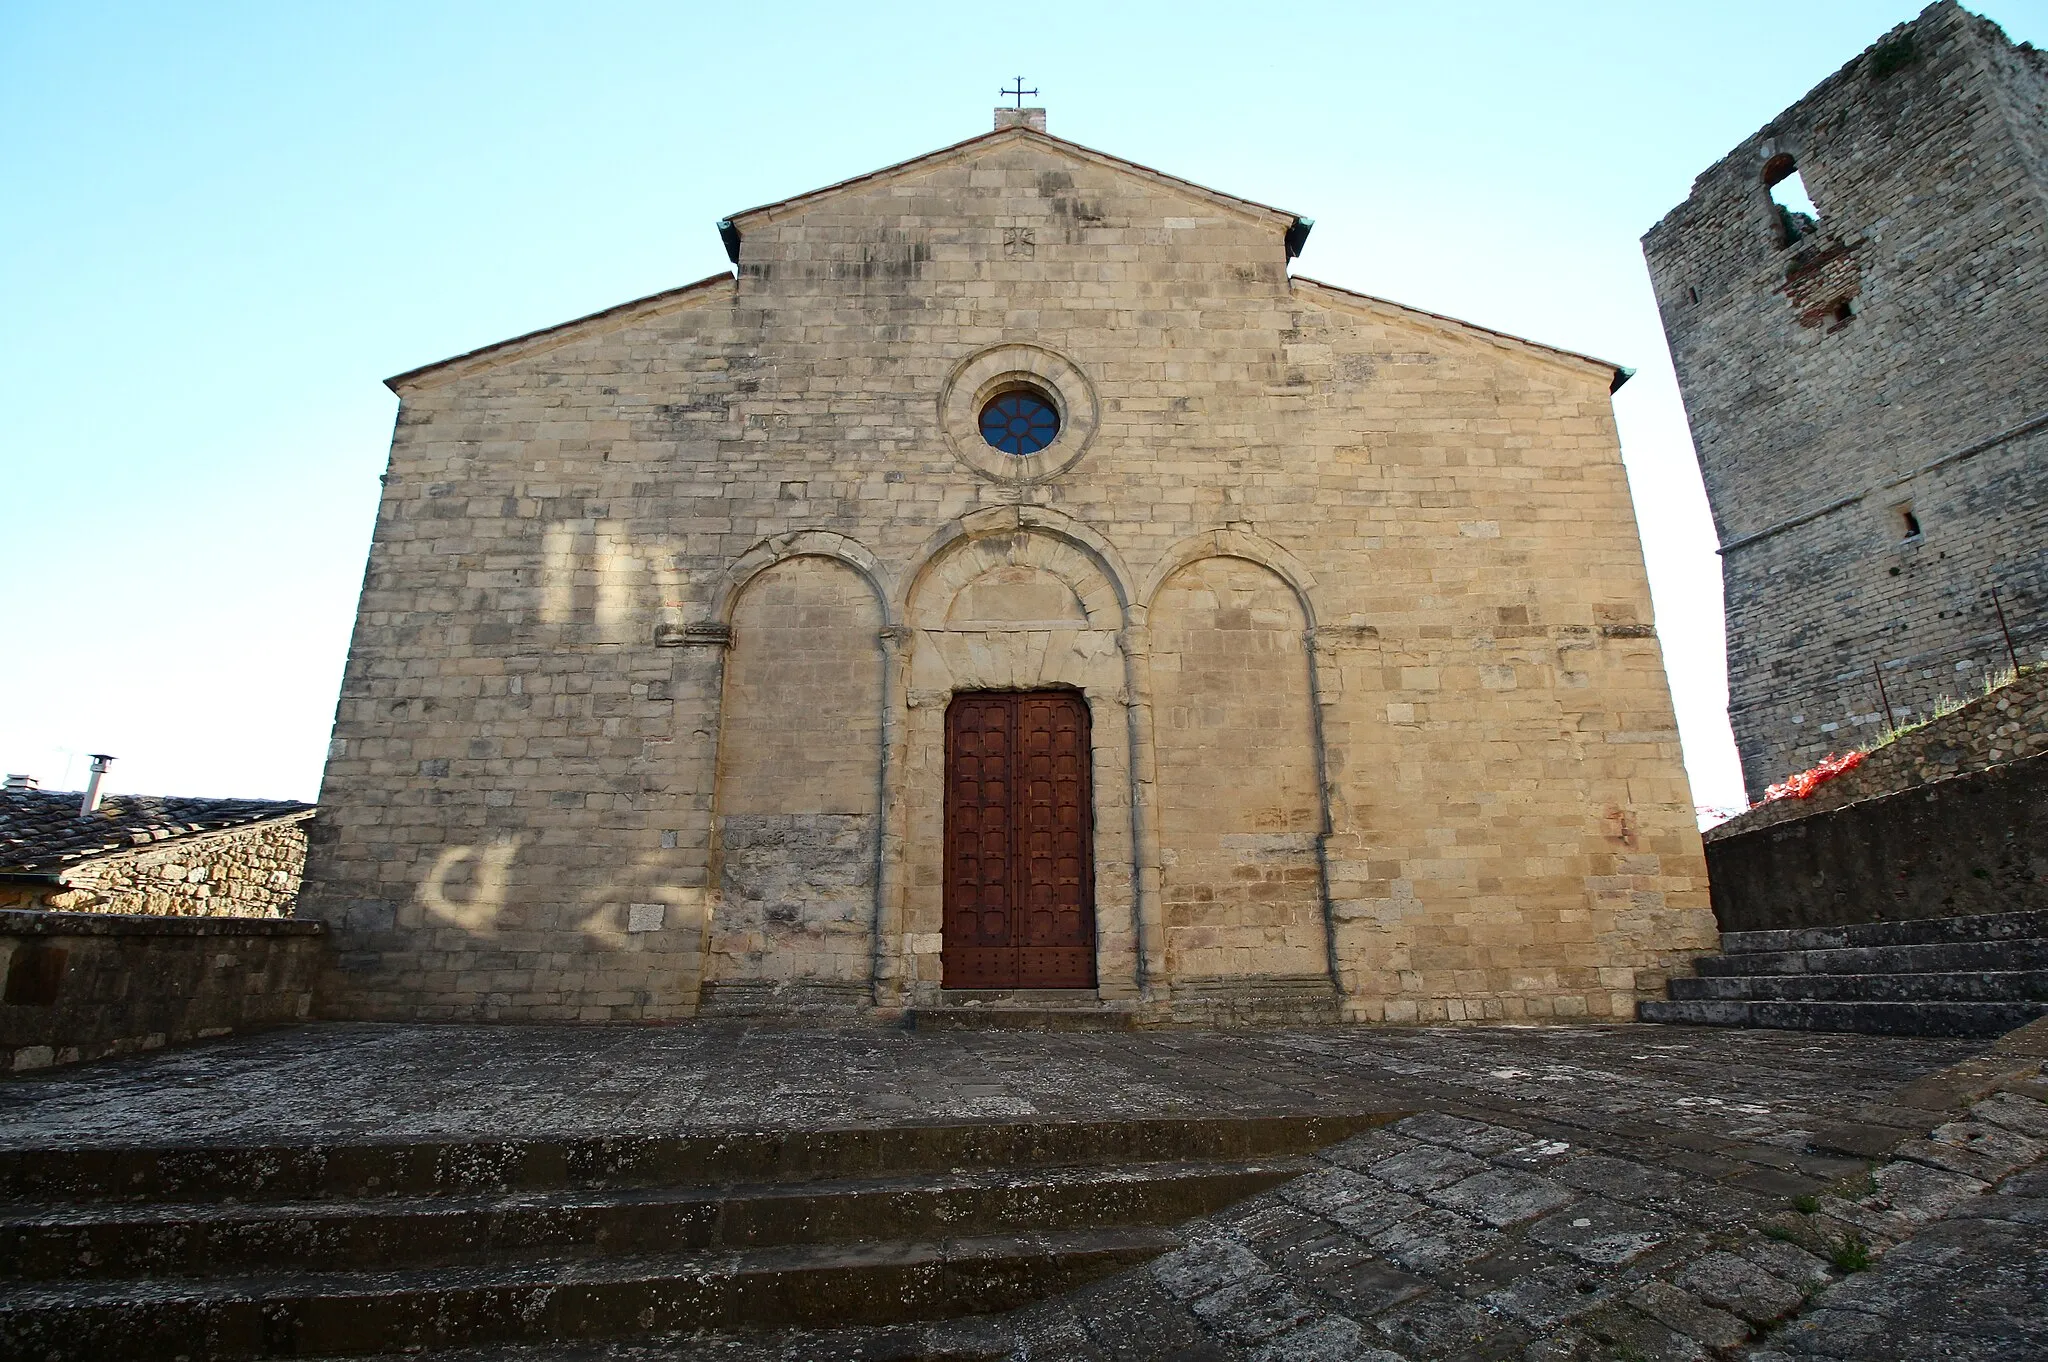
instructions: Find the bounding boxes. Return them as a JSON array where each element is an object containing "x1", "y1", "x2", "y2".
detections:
[
  {"x1": 705, "y1": 554, "x2": 883, "y2": 1014},
  {"x1": 304, "y1": 126, "x2": 1716, "y2": 1026},
  {"x1": 1705, "y1": 749, "x2": 2048, "y2": 933},
  {"x1": 0, "y1": 816, "x2": 310, "y2": 918},
  {"x1": 0, "y1": 911, "x2": 325, "y2": 1073},
  {"x1": 1710, "y1": 664, "x2": 2047, "y2": 839},
  {"x1": 1150, "y1": 556, "x2": 1328, "y2": 1004},
  {"x1": 1642, "y1": 2, "x2": 2048, "y2": 799}
]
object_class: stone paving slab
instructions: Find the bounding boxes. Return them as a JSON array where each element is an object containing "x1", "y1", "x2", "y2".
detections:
[
  {"x1": 5, "y1": 1021, "x2": 2041, "y2": 1360},
  {"x1": 969, "y1": 1086, "x2": 2048, "y2": 1362},
  {"x1": 0, "y1": 1022, "x2": 1980, "y2": 1151},
  {"x1": 393, "y1": 1077, "x2": 2048, "y2": 1362},
  {"x1": 1745, "y1": 1178, "x2": 2048, "y2": 1361}
]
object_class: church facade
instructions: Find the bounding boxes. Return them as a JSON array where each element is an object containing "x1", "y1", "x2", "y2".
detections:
[{"x1": 301, "y1": 113, "x2": 1716, "y2": 1026}]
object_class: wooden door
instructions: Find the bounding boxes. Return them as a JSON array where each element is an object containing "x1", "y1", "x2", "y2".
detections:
[{"x1": 943, "y1": 691, "x2": 1095, "y2": 989}]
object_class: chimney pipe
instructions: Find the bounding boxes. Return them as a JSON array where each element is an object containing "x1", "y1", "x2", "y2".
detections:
[
  {"x1": 80, "y1": 754, "x2": 114, "y2": 817},
  {"x1": 3, "y1": 774, "x2": 37, "y2": 792}
]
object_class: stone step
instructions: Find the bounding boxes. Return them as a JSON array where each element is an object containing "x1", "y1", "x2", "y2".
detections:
[
  {"x1": 0, "y1": 1228, "x2": 1175, "y2": 1359},
  {"x1": 1690, "y1": 937, "x2": 2048, "y2": 978},
  {"x1": 1718, "y1": 908, "x2": 2048, "y2": 957},
  {"x1": 930, "y1": 990, "x2": 1121, "y2": 1005},
  {"x1": 0, "y1": 1157, "x2": 1305, "y2": 1282},
  {"x1": 307, "y1": 1319, "x2": 1014, "y2": 1362},
  {"x1": 0, "y1": 1112, "x2": 1389, "y2": 1205},
  {"x1": 1667, "y1": 969, "x2": 2048, "y2": 1004},
  {"x1": 905, "y1": 1006, "x2": 1139, "y2": 1032},
  {"x1": 909, "y1": 991, "x2": 1142, "y2": 1031},
  {"x1": 1636, "y1": 998, "x2": 2048, "y2": 1037}
]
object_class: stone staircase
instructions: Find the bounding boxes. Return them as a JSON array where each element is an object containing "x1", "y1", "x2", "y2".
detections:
[
  {"x1": 1640, "y1": 907, "x2": 2048, "y2": 1036},
  {"x1": 0, "y1": 1113, "x2": 1388, "y2": 1358},
  {"x1": 904, "y1": 979, "x2": 1344, "y2": 1031},
  {"x1": 904, "y1": 989, "x2": 1142, "y2": 1032}
]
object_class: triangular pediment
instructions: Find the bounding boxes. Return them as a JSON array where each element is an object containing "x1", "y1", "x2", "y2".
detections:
[
  {"x1": 1294, "y1": 278, "x2": 1631, "y2": 392},
  {"x1": 718, "y1": 126, "x2": 1309, "y2": 259},
  {"x1": 386, "y1": 272, "x2": 732, "y2": 391},
  {"x1": 386, "y1": 131, "x2": 1624, "y2": 395}
]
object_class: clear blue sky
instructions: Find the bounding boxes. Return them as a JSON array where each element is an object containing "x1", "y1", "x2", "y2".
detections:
[{"x1": 5, "y1": 1, "x2": 2041, "y2": 808}]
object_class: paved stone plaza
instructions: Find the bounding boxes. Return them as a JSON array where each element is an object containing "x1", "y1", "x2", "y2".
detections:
[
  {"x1": 2, "y1": 1021, "x2": 2043, "y2": 1359},
  {"x1": 0, "y1": 1021, "x2": 1984, "y2": 1147}
]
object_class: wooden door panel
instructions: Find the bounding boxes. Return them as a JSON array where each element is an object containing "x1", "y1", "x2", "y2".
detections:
[
  {"x1": 1017, "y1": 693, "x2": 1093, "y2": 987},
  {"x1": 943, "y1": 696, "x2": 1015, "y2": 987},
  {"x1": 943, "y1": 691, "x2": 1094, "y2": 989}
]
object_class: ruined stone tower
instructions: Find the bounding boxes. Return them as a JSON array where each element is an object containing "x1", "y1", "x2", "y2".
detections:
[{"x1": 1642, "y1": 2, "x2": 2048, "y2": 798}]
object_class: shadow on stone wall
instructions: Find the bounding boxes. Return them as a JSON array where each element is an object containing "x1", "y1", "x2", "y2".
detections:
[
  {"x1": 0, "y1": 912, "x2": 325, "y2": 1074},
  {"x1": 1706, "y1": 749, "x2": 2048, "y2": 933}
]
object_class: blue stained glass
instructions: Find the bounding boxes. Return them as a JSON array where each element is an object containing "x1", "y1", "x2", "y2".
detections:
[{"x1": 978, "y1": 391, "x2": 1060, "y2": 455}]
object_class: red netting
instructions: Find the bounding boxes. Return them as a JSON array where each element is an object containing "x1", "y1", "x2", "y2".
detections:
[{"x1": 1762, "y1": 749, "x2": 1866, "y2": 803}]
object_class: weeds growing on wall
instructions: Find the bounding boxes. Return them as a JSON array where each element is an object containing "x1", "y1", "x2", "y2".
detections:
[
  {"x1": 1869, "y1": 661, "x2": 2035, "y2": 751},
  {"x1": 1743, "y1": 662, "x2": 2040, "y2": 816}
]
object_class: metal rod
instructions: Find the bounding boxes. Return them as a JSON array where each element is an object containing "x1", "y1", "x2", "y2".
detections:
[
  {"x1": 1990, "y1": 587, "x2": 2021, "y2": 676},
  {"x1": 1872, "y1": 662, "x2": 1896, "y2": 734}
]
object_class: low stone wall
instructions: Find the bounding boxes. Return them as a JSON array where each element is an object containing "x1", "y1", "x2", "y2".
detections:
[
  {"x1": 1710, "y1": 667, "x2": 2047, "y2": 841},
  {"x1": 0, "y1": 815, "x2": 311, "y2": 918},
  {"x1": 1705, "y1": 750, "x2": 2048, "y2": 934},
  {"x1": 0, "y1": 911, "x2": 326, "y2": 1073}
]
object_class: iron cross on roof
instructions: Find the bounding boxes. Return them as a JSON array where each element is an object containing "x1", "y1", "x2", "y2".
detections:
[{"x1": 1001, "y1": 77, "x2": 1038, "y2": 109}]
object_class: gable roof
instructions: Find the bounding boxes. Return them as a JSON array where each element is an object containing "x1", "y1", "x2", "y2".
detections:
[
  {"x1": 386, "y1": 272, "x2": 733, "y2": 392},
  {"x1": 0, "y1": 792, "x2": 316, "y2": 877},
  {"x1": 716, "y1": 125, "x2": 1312, "y2": 260},
  {"x1": 385, "y1": 129, "x2": 1316, "y2": 392},
  {"x1": 1292, "y1": 277, "x2": 1633, "y2": 392},
  {"x1": 385, "y1": 130, "x2": 1633, "y2": 396}
]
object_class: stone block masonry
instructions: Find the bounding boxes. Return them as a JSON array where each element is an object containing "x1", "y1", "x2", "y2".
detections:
[
  {"x1": 303, "y1": 116, "x2": 1716, "y2": 1026},
  {"x1": 0, "y1": 818, "x2": 310, "y2": 918},
  {"x1": 1702, "y1": 748, "x2": 2048, "y2": 935},
  {"x1": 1642, "y1": 2, "x2": 2048, "y2": 799},
  {"x1": 1711, "y1": 661, "x2": 2048, "y2": 840},
  {"x1": 0, "y1": 911, "x2": 325, "y2": 1073}
]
